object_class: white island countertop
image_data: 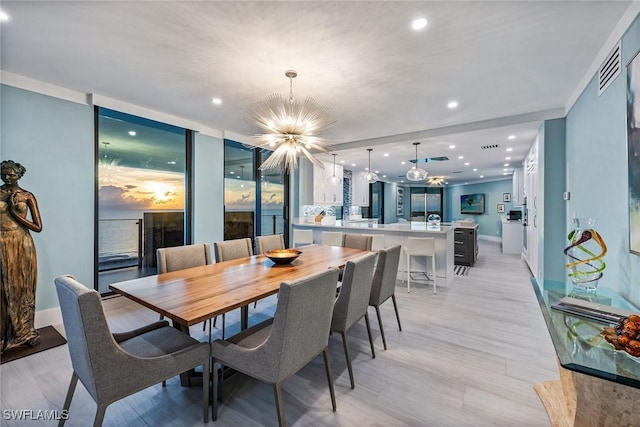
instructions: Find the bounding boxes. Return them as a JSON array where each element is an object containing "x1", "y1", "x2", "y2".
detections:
[
  {"x1": 292, "y1": 219, "x2": 456, "y2": 235},
  {"x1": 293, "y1": 219, "x2": 459, "y2": 285}
]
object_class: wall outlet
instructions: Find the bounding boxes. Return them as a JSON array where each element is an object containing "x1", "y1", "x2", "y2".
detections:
[{"x1": 563, "y1": 191, "x2": 570, "y2": 201}]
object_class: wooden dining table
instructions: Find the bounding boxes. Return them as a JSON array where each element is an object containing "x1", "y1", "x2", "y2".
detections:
[{"x1": 109, "y1": 244, "x2": 369, "y2": 332}]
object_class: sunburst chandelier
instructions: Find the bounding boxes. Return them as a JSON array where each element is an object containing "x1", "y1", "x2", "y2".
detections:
[
  {"x1": 427, "y1": 176, "x2": 447, "y2": 186},
  {"x1": 406, "y1": 142, "x2": 428, "y2": 181},
  {"x1": 247, "y1": 70, "x2": 335, "y2": 173}
]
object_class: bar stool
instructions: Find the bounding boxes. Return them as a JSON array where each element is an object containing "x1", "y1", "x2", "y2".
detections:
[
  {"x1": 361, "y1": 234, "x2": 385, "y2": 251},
  {"x1": 404, "y1": 237, "x2": 436, "y2": 294},
  {"x1": 322, "y1": 231, "x2": 343, "y2": 246},
  {"x1": 292, "y1": 229, "x2": 314, "y2": 247},
  {"x1": 342, "y1": 233, "x2": 373, "y2": 250}
]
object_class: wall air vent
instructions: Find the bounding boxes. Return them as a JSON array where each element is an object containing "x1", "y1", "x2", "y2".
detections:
[
  {"x1": 599, "y1": 42, "x2": 621, "y2": 96},
  {"x1": 409, "y1": 156, "x2": 450, "y2": 164},
  {"x1": 426, "y1": 156, "x2": 449, "y2": 162},
  {"x1": 452, "y1": 171, "x2": 463, "y2": 174},
  {"x1": 481, "y1": 144, "x2": 499, "y2": 150}
]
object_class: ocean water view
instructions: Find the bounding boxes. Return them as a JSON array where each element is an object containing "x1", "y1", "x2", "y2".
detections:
[{"x1": 99, "y1": 208, "x2": 284, "y2": 271}]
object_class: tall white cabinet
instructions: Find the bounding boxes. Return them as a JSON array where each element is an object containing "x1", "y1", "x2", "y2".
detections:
[
  {"x1": 524, "y1": 137, "x2": 539, "y2": 278},
  {"x1": 351, "y1": 172, "x2": 370, "y2": 206},
  {"x1": 512, "y1": 167, "x2": 524, "y2": 207},
  {"x1": 312, "y1": 162, "x2": 343, "y2": 205}
]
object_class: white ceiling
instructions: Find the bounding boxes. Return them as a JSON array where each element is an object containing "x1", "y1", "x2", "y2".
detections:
[{"x1": 0, "y1": 1, "x2": 632, "y2": 185}]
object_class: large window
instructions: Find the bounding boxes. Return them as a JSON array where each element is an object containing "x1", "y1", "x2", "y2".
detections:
[
  {"x1": 410, "y1": 187, "x2": 443, "y2": 221},
  {"x1": 224, "y1": 141, "x2": 256, "y2": 241},
  {"x1": 95, "y1": 107, "x2": 191, "y2": 294},
  {"x1": 224, "y1": 140, "x2": 288, "y2": 244}
]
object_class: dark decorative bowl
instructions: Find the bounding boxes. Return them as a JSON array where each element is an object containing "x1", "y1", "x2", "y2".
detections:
[{"x1": 265, "y1": 249, "x2": 302, "y2": 265}]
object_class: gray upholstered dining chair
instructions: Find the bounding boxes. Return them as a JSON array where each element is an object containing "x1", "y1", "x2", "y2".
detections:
[
  {"x1": 213, "y1": 237, "x2": 256, "y2": 334},
  {"x1": 330, "y1": 252, "x2": 377, "y2": 389},
  {"x1": 342, "y1": 233, "x2": 373, "y2": 251},
  {"x1": 368, "y1": 244, "x2": 402, "y2": 350},
  {"x1": 255, "y1": 234, "x2": 285, "y2": 254},
  {"x1": 211, "y1": 268, "x2": 340, "y2": 427},
  {"x1": 54, "y1": 275, "x2": 210, "y2": 427},
  {"x1": 157, "y1": 243, "x2": 212, "y2": 273},
  {"x1": 157, "y1": 243, "x2": 218, "y2": 340},
  {"x1": 214, "y1": 237, "x2": 253, "y2": 262}
]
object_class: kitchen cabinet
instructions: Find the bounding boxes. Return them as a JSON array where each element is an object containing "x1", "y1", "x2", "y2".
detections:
[
  {"x1": 512, "y1": 167, "x2": 524, "y2": 207},
  {"x1": 454, "y1": 226, "x2": 477, "y2": 266},
  {"x1": 502, "y1": 219, "x2": 523, "y2": 254},
  {"x1": 524, "y1": 138, "x2": 539, "y2": 278},
  {"x1": 351, "y1": 172, "x2": 370, "y2": 206},
  {"x1": 313, "y1": 162, "x2": 343, "y2": 205}
]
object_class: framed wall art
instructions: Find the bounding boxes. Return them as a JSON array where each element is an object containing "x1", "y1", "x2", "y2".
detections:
[
  {"x1": 397, "y1": 187, "x2": 404, "y2": 216},
  {"x1": 503, "y1": 192, "x2": 511, "y2": 202},
  {"x1": 497, "y1": 204, "x2": 505, "y2": 213}
]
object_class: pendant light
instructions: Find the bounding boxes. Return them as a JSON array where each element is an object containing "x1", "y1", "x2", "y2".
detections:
[
  {"x1": 248, "y1": 70, "x2": 334, "y2": 173},
  {"x1": 363, "y1": 148, "x2": 378, "y2": 184},
  {"x1": 327, "y1": 154, "x2": 343, "y2": 186},
  {"x1": 406, "y1": 142, "x2": 428, "y2": 181}
]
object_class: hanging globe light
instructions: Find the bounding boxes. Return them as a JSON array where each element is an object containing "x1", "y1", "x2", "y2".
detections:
[
  {"x1": 327, "y1": 153, "x2": 343, "y2": 186},
  {"x1": 406, "y1": 142, "x2": 428, "y2": 181},
  {"x1": 363, "y1": 148, "x2": 378, "y2": 184}
]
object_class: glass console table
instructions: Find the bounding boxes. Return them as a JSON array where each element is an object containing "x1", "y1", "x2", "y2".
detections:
[{"x1": 531, "y1": 278, "x2": 640, "y2": 426}]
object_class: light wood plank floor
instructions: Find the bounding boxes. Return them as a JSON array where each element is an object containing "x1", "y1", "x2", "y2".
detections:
[{"x1": 0, "y1": 241, "x2": 558, "y2": 426}]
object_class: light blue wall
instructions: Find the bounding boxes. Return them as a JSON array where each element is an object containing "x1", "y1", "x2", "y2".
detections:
[
  {"x1": 1, "y1": 84, "x2": 225, "y2": 312},
  {"x1": 565, "y1": 14, "x2": 640, "y2": 304},
  {"x1": 538, "y1": 118, "x2": 567, "y2": 282},
  {"x1": 1, "y1": 85, "x2": 95, "y2": 311},
  {"x1": 444, "y1": 179, "x2": 514, "y2": 238},
  {"x1": 384, "y1": 182, "x2": 399, "y2": 224}
]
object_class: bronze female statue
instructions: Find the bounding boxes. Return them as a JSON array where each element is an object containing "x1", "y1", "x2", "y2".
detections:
[{"x1": 1, "y1": 160, "x2": 43, "y2": 353}]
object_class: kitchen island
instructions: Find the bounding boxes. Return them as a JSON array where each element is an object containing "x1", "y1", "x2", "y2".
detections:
[{"x1": 292, "y1": 219, "x2": 456, "y2": 285}]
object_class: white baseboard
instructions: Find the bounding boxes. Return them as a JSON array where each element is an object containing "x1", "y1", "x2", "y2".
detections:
[
  {"x1": 479, "y1": 235, "x2": 501, "y2": 243},
  {"x1": 35, "y1": 307, "x2": 63, "y2": 329}
]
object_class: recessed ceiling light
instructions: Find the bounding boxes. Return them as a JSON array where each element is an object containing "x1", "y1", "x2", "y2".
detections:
[
  {"x1": 506, "y1": 147, "x2": 513, "y2": 152},
  {"x1": 458, "y1": 155, "x2": 464, "y2": 160},
  {"x1": 375, "y1": 170, "x2": 379, "y2": 174},
  {"x1": 401, "y1": 161, "x2": 406, "y2": 165},
  {"x1": 229, "y1": 171, "x2": 235, "y2": 175},
  {"x1": 412, "y1": 17, "x2": 429, "y2": 30},
  {"x1": 508, "y1": 135, "x2": 516, "y2": 140},
  {"x1": 504, "y1": 163, "x2": 509, "y2": 167},
  {"x1": 473, "y1": 168, "x2": 478, "y2": 171},
  {"x1": 503, "y1": 172, "x2": 508, "y2": 175},
  {"x1": 449, "y1": 145, "x2": 456, "y2": 149},
  {"x1": 167, "y1": 161, "x2": 176, "y2": 165},
  {"x1": 365, "y1": 167, "x2": 369, "y2": 171},
  {"x1": 384, "y1": 153, "x2": 389, "y2": 157},
  {"x1": 505, "y1": 157, "x2": 511, "y2": 160},
  {"x1": 504, "y1": 168, "x2": 509, "y2": 171},
  {"x1": 211, "y1": 98, "x2": 222, "y2": 105},
  {"x1": 447, "y1": 101, "x2": 458, "y2": 109},
  {"x1": 401, "y1": 180, "x2": 405, "y2": 183},
  {"x1": 128, "y1": 131, "x2": 136, "y2": 136},
  {"x1": 464, "y1": 162, "x2": 470, "y2": 166},
  {"x1": 351, "y1": 163, "x2": 356, "y2": 167},
  {"x1": 0, "y1": 10, "x2": 9, "y2": 21},
  {"x1": 479, "y1": 175, "x2": 484, "y2": 178},
  {"x1": 382, "y1": 175, "x2": 387, "y2": 178}
]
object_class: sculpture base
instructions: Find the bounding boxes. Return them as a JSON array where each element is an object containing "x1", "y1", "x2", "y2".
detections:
[
  {"x1": 1, "y1": 325, "x2": 66, "y2": 364},
  {"x1": 535, "y1": 359, "x2": 640, "y2": 427}
]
